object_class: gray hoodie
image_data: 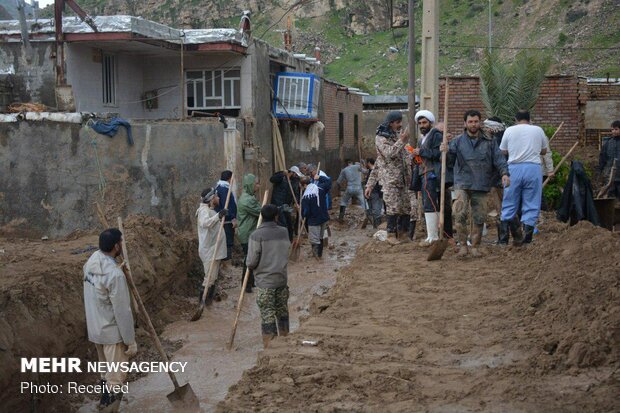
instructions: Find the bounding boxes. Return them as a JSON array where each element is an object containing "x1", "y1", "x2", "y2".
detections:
[{"x1": 83, "y1": 250, "x2": 135, "y2": 345}]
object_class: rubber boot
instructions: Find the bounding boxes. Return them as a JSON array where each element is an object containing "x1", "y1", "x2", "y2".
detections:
[
  {"x1": 262, "y1": 334, "x2": 275, "y2": 349},
  {"x1": 523, "y1": 224, "x2": 535, "y2": 244},
  {"x1": 373, "y1": 216, "x2": 382, "y2": 229},
  {"x1": 386, "y1": 215, "x2": 400, "y2": 245},
  {"x1": 98, "y1": 380, "x2": 110, "y2": 409},
  {"x1": 419, "y1": 212, "x2": 439, "y2": 247},
  {"x1": 408, "y1": 220, "x2": 416, "y2": 241},
  {"x1": 317, "y1": 242, "x2": 324, "y2": 258},
  {"x1": 311, "y1": 243, "x2": 320, "y2": 258},
  {"x1": 470, "y1": 224, "x2": 484, "y2": 258},
  {"x1": 498, "y1": 221, "x2": 509, "y2": 245},
  {"x1": 397, "y1": 215, "x2": 410, "y2": 242},
  {"x1": 338, "y1": 206, "x2": 346, "y2": 223},
  {"x1": 99, "y1": 392, "x2": 123, "y2": 413},
  {"x1": 509, "y1": 217, "x2": 524, "y2": 246},
  {"x1": 204, "y1": 285, "x2": 215, "y2": 307},
  {"x1": 278, "y1": 316, "x2": 290, "y2": 336}
]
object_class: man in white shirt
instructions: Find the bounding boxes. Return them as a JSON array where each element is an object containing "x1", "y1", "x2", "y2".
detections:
[{"x1": 499, "y1": 110, "x2": 550, "y2": 244}]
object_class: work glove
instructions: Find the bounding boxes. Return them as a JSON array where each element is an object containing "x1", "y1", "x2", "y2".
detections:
[
  {"x1": 124, "y1": 342, "x2": 138, "y2": 358},
  {"x1": 218, "y1": 208, "x2": 228, "y2": 218}
]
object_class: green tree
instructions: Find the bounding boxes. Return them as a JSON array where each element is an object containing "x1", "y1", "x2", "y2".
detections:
[{"x1": 480, "y1": 51, "x2": 551, "y2": 126}]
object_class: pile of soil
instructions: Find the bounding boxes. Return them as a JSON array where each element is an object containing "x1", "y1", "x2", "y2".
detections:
[
  {"x1": 0, "y1": 215, "x2": 201, "y2": 412},
  {"x1": 218, "y1": 218, "x2": 619, "y2": 412},
  {"x1": 510, "y1": 220, "x2": 620, "y2": 370}
]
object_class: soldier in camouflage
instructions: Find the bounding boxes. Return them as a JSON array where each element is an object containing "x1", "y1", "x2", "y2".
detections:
[{"x1": 365, "y1": 111, "x2": 411, "y2": 245}]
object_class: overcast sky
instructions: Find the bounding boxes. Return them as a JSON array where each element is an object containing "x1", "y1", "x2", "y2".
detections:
[{"x1": 37, "y1": 0, "x2": 55, "y2": 7}]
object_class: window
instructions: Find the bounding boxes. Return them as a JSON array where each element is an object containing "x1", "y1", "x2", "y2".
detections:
[
  {"x1": 102, "y1": 54, "x2": 116, "y2": 106},
  {"x1": 273, "y1": 72, "x2": 320, "y2": 119},
  {"x1": 186, "y1": 68, "x2": 241, "y2": 110}
]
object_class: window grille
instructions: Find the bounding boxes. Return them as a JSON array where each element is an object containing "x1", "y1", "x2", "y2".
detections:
[
  {"x1": 186, "y1": 69, "x2": 241, "y2": 110},
  {"x1": 102, "y1": 54, "x2": 116, "y2": 106},
  {"x1": 273, "y1": 72, "x2": 320, "y2": 119}
]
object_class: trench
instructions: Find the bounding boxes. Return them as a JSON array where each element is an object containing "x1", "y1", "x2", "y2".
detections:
[{"x1": 0, "y1": 206, "x2": 370, "y2": 413}]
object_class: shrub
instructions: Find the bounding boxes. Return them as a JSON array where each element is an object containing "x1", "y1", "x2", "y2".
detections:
[{"x1": 565, "y1": 8, "x2": 587, "y2": 23}]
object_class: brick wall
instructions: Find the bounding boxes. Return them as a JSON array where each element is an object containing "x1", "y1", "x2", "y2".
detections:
[
  {"x1": 437, "y1": 75, "x2": 582, "y2": 153},
  {"x1": 322, "y1": 81, "x2": 363, "y2": 152},
  {"x1": 583, "y1": 81, "x2": 620, "y2": 146}
]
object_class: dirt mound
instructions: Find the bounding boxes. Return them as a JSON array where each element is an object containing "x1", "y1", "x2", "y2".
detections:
[
  {"x1": 511, "y1": 221, "x2": 620, "y2": 370},
  {"x1": 218, "y1": 218, "x2": 619, "y2": 412},
  {"x1": 0, "y1": 215, "x2": 201, "y2": 413}
]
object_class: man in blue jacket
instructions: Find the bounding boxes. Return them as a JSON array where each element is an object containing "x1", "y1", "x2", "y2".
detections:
[
  {"x1": 301, "y1": 169, "x2": 332, "y2": 258},
  {"x1": 215, "y1": 170, "x2": 237, "y2": 262},
  {"x1": 443, "y1": 110, "x2": 510, "y2": 257}
]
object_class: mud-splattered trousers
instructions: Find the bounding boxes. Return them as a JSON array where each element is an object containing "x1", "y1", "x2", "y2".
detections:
[{"x1": 256, "y1": 286, "x2": 289, "y2": 336}]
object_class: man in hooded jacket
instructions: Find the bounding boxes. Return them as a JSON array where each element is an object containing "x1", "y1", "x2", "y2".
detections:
[
  {"x1": 237, "y1": 174, "x2": 262, "y2": 293},
  {"x1": 83, "y1": 228, "x2": 137, "y2": 411},
  {"x1": 197, "y1": 188, "x2": 228, "y2": 305}
]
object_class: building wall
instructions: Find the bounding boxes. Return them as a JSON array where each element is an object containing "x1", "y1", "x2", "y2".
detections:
[
  {"x1": 0, "y1": 119, "x2": 231, "y2": 238},
  {"x1": 0, "y1": 43, "x2": 56, "y2": 108},
  {"x1": 66, "y1": 44, "x2": 145, "y2": 117},
  {"x1": 582, "y1": 82, "x2": 620, "y2": 148},
  {"x1": 437, "y1": 76, "x2": 583, "y2": 153}
]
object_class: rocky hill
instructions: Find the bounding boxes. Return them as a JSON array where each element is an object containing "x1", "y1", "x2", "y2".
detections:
[{"x1": 40, "y1": 0, "x2": 619, "y2": 93}]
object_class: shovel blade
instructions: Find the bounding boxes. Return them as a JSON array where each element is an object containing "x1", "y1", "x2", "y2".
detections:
[
  {"x1": 167, "y1": 383, "x2": 200, "y2": 411},
  {"x1": 189, "y1": 302, "x2": 205, "y2": 322},
  {"x1": 427, "y1": 239, "x2": 448, "y2": 261}
]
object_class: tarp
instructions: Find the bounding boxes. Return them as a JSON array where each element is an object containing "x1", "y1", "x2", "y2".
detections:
[{"x1": 556, "y1": 161, "x2": 600, "y2": 226}]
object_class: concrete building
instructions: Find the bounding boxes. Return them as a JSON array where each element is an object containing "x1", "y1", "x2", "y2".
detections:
[{"x1": 0, "y1": 15, "x2": 364, "y2": 237}]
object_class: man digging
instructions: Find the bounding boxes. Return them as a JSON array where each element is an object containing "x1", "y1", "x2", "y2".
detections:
[
  {"x1": 83, "y1": 229, "x2": 137, "y2": 412},
  {"x1": 246, "y1": 204, "x2": 291, "y2": 348}
]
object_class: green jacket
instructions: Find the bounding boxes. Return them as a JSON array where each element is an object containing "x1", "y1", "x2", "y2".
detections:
[{"x1": 237, "y1": 174, "x2": 262, "y2": 244}]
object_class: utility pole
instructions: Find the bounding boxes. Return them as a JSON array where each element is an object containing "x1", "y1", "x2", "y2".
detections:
[
  {"x1": 488, "y1": 0, "x2": 492, "y2": 51},
  {"x1": 407, "y1": 0, "x2": 416, "y2": 144},
  {"x1": 420, "y1": 0, "x2": 438, "y2": 118}
]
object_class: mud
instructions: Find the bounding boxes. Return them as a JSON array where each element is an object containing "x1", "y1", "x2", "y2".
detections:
[
  {"x1": 218, "y1": 218, "x2": 619, "y2": 412},
  {"x1": 0, "y1": 215, "x2": 201, "y2": 413}
]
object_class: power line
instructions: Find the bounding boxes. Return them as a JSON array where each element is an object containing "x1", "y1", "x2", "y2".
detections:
[{"x1": 442, "y1": 43, "x2": 620, "y2": 51}]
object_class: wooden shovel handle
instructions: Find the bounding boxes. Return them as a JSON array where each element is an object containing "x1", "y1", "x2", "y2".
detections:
[{"x1": 118, "y1": 217, "x2": 181, "y2": 390}]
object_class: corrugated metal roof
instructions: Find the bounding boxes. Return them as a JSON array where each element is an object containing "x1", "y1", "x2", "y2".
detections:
[{"x1": 363, "y1": 95, "x2": 418, "y2": 105}]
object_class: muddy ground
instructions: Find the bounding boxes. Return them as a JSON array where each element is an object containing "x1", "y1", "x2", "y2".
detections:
[
  {"x1": 218, "y1": 219, "x2": 619, "y2": 412},
  {"x1": 1, "y1": 201, "x2": 619, "y2": 412}
]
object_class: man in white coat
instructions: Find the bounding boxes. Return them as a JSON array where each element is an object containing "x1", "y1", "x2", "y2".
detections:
[
  {"x1": 197, "y1": 187, "x2": 228, "y2": 305},
  {"x1": 83, "y1": 228, "x2": 137, "y2": 411}
]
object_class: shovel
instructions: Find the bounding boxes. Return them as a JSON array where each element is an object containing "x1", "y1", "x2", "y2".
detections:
[
  {"x1": 428, "y1": 79, "x2": 450, "y2": 261},
  {"x1": 117, "y1": 217, "x2": 200, "y2": 411},
  {"x1": 191, "y1": 175, "x2": 235, "y2": 322}
]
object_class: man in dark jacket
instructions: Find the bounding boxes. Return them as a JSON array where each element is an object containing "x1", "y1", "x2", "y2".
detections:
[
  {"x1": 412, "y1": 110, "x2": 454, "y2": 246},
  {"x1": 363, "y1": 158, "x2": 383, "y2": 228},
  {"x1": 599, "y1": 120, "x2": 620, "y2": 200},
  {"x1": 302, "y1": 170, "x2": 332, "y2": 258},
  {"x1": 269, "y1": 169, "x2": 298, "y2": 240},
  {"x1": 246, "y1": 204, "x2": 291, "y2": 348},
  {"x1": 215, "y1": 170, "x2": 237, "y2": 262},
  {"x1": 444, "y1": 110, "x2": 510, "y2": 257}
]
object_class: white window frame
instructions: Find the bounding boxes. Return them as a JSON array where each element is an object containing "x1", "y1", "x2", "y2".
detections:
[
  {"x1": 185, "y1": 68, "x2": 241, "y2": 110},
  {"x1": 101, "y1": 53, "x2": 117, "y2": 107}
]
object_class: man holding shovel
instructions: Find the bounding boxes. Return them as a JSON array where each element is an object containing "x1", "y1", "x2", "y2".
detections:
[
  {"x1": 246, "y1": 204, "x2": 291, "y2": 348},
  {"x1": 443, "y1": 110, "x2": 510, "y2": 257},
  {"x1": 83, "y1": 228, "x2": 137, "y2": 411},
  {"x1": 197, "y1": 188, "x2": 228, "y2": 305}
]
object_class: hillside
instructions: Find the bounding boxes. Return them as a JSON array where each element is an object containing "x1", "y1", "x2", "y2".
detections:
[{"x1": 40, "y1": 0, "x2": 619, "y2": 94}]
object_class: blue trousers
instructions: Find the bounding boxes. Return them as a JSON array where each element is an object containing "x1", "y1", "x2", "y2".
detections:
[{"x1": 501, "y1": 163, "x2": 542, "y2": 227}]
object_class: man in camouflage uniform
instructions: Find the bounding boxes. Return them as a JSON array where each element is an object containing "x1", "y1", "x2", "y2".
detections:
[
  {"x1": 246, "y1": 204, "x2": 291, "y2": 348},
  {"x1": 365, "y1": 111, "x2": 411, "y2": 244}
]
